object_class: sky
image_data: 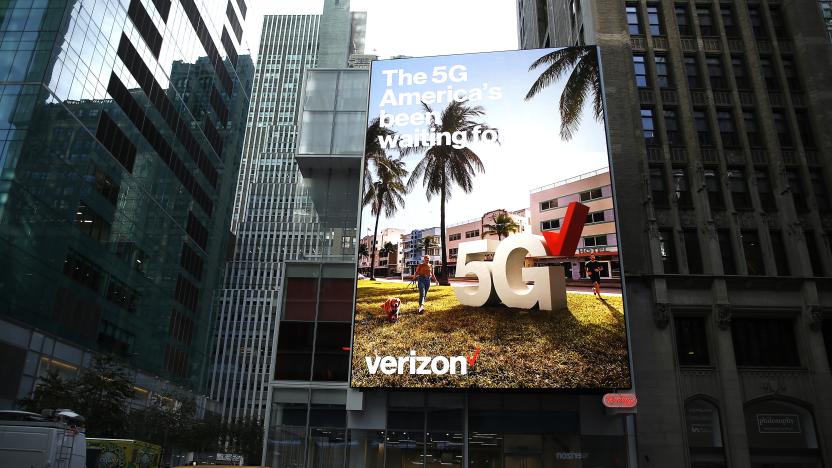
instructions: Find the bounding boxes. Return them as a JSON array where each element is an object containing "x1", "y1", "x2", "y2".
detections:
[
  {"x1": 243, "y1": 0, "x2": 519, "y2": 61},
  {"x1": 362, "y1": 49, "x2": 610, "y2": 235}
]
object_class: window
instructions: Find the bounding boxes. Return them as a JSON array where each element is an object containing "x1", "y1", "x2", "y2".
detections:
[
  {"x1": 105, "y1": 278, "x2": 138, "y2": 312},
  {"x1": 659, "y1": 228, "x2": 677, "y2": 273},
  {"x1": 650, "y1": 167, "x2": 668, "y2": 207},
  {"x1": 728, "y1": 168, "x2": 751, "y2": 210},
  {"x1": 787, "y1": 169, "x2": 808, "y2": 213},
  {"x1": 675, "y1": 6, "x2": 692, "y2": 35},
  {"x1": 781, "y1": 57, "x2": 801, "y2": 91},
  {"x1": 810, "y1": 173, "x2": 830, "y2": 212},
  {"x1": 717, "y1": 229, "x2": 736, "y2": 274},
  {"x1": 795, "y1": 111, "x2": 816, "y2": 149},
  {"x1": 448, "y1": 233, "x2": 461, "y2": 241},
  {"x1": 664, "y1": 110, "x2": 681, "y2": 145},
  {"x1": 684, "y1": 56, "x2": 701, "y2": 88},
  {"x1": 91, "y1": 168, "x2": 119, "y2": 206},
  {"x1": 541, "y1": 219, "x2": 560, "y2": 231},
  {"x1": 705, "y1": 170, "x2": 724, "y2": 210},
  {"x1": 731, "y1": 318, "x2": 800, "y2": 366},
  {"x1": 695, "y1": 111, "x2": 712, "y2": 146},
  {"x1": 63, "y1": 251, "x2": 102, "y2": 291},
  {"x1": 755, "y1": 169, "x2": 777, "y2": 212},
  {"x1": 769, "y1": 7, "x2": 787, "y2": 39},
  {"x1": 686, "y1": 399, "x2": 726, "y2": 466},
  {"x1": 95, "y1": 111, "x2": 136, "y2": 173},
  {"x1": 449, "y1": 248, "x2": 458, "y2": 256},
  {"x1": 719, "y1": 6, "x2": 737, "y2": 37},
  {"x1": 769, "y1": 231, "x2": 790, "y2": 276},
  {"x1": 823, "y1": 319, "x2": 832, "y2": 369},
  {"x1": 540, "y1": 199, "x2": 558, "y2": 211},
  {"x1": 719, "y1": 112, "x2": 739, "y2": 147},
  {"x1": 684, "y1": 230, "x2": 703, "y2": 274},
  {"x1": 706, "y1": 57, "x2": 726, "y2": 89},
  {"x1": 744, "y1": 111, "x2": 762, "y2": 147},
  {"x1": 655, "y1": 55, "x2": 670, "y2": 88},
  {"x1": 760, "y1": 58, "x2": 779, "y2": 90},
  {"x1": 675, "y1": 317, "x2": 710, "y2": 365},
  {"x1": 584, "y1": 235, "x2": 608, "y2": 247},
  {"x1": 748, "y1": 6, "x2": 763, "y2": 37},
  {"x1": 580, "y1": 188, "x2": 603, "y2": 201},
  {"x1": 672, "y1": 168, "x2": 692, "y2": 208},
  {"x1": 646, "y1": 5, "x2": 662, "y2": 35},
  {"x1": 276, "y1": 322, "x2": 314, "y2": 380},
  {"x1": 586, "y1": 212, "x2": 605, "y2": 224},
  {"x1": 626, "y1": 5, "x2": 641, "y2": 34},
  {"x1": 742, "y1": 230, "x2": 764, "y2": 275},
  {"x1": 697, "y1": 7, "x2": 715, "y2": 36},
  {"x1": 641, "y1": 108, "x2": 656, "y2": 145},
  {"x1": 732, "y1": 57, "x2": 749, "y2": 89},
  {"x1": 465, "y1": 229, "x2": 480, "y2": 238},
  {"x1": 633, "y1": 55, "x2": 648, "y2": 87},
  {"x1": 74, "y1": 203, "x2": 111, "y2": 243},
  {"x1": 312, "y1": 322, "x2": 351, "y2": 381},
  {"x1": 805, "y1": 231, "x2": 824, "y2": 276}
]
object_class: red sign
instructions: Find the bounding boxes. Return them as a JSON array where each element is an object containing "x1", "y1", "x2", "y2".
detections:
[{"x1": 603, "y1": 393, "x2": 638, "y2": 408}]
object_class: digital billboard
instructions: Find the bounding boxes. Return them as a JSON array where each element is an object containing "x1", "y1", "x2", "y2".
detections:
[{"x1": 351, "y1": 47, "x2": 631, "y2": 390}]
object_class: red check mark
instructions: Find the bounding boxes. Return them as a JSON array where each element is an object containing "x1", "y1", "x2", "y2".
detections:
[{"x1": 466, "y1": 347, "x2": 481, "y2": 367}]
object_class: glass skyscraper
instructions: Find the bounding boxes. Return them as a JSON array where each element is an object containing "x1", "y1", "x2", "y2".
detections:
[
  {"x1": 209, "y1": 0, "x2": 366, "y2": 422},
  {"x1": 0, "y1": 0, "x2": 252, "y2": 406}
]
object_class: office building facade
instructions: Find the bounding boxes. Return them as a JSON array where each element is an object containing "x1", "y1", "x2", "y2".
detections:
[
  {"x1": 519, "y1": 0, "x2": 832, "y2": 465},
  {"x1": 0, "y1": 0, "x2": 252, "y2": 407},
  {"x1": 210, "y1": 0, "x2": 367, "y2": 421}
]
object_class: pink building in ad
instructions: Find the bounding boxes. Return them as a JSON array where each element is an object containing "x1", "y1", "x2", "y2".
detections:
[
  {"x1": 358, "y1": 228, "x2": 404, "y2": 276},
  {"x1": 445, "y1": 209, "x2": 530, "y2": 275},
  {"x1": 529, "y1": 168, "x2": 619, "y2": 280}
]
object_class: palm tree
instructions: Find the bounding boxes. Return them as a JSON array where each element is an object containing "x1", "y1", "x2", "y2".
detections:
[
  {"x1": 525, "y1": 46, "x2": 602, "y2": 141},
  {"x1": 364, "y1": 118, "x2": 415, "y2": 194},
  {"x1": 357, "y1": 243, "x2": 369, "y2": 265},
  {"x1": 380, "y1": 241, "x2": 396, "y2": 259},
  {"x1": 407, "y1": 100, "x2": 498, "y2": 285},
  {"x1": 419, "y1": 236, "x2": 438, "y2": 257},
  {"x1": 363, "y1": 154, "x2": 408, "y2": 281},
  {"x1": 481, "y1": 212, "x2": 520, "y2": 240}
]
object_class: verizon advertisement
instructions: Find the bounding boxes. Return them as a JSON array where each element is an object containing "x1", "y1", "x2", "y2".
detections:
[{"x1": 351, "y1": 47, "x2": 632, "y2": 390}]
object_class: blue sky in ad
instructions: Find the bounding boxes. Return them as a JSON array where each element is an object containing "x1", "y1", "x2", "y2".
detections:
[{"x1": 363, "y1": 48, "x2": 611, "y2": 236}]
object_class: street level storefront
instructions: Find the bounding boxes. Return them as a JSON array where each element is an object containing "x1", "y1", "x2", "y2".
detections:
[{"x1": 265, "y1": 390, "x2": 629, "y2": 468}]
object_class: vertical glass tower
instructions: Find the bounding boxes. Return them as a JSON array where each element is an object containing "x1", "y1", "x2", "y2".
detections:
[
  {"x1": 0, "y1": 0, "x2": 252, "y2": 405},
  {"x1": 209, "y1": 0, "x2": 368, "y2": 422}
]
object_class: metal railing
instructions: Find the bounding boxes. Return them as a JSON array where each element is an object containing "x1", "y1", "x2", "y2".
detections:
[{"x1": 530, "y1": 167, "x2": 610, "y2": 194}]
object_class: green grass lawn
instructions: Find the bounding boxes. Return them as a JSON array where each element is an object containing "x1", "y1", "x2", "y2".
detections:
[{"x1": 351, "y1": 280, "x2": 630, "y2": 389}]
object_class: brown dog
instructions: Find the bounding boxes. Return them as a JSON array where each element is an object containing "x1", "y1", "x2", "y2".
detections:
[{"x1": 382, "y1": 297, "x2": 402, "y2": 322}]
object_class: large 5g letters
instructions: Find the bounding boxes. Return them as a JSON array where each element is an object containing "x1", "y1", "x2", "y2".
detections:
[
  {"x1": 453, "y1": 202, "x2": 590, "y2": 311},
  {"x1": 454, "y1": 235, "x2": 567, "y2": 311}
]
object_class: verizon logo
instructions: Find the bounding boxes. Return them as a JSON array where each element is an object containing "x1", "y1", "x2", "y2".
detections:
[{"x1": 366, "y1": 348, "x2": 481, "y2": 375}]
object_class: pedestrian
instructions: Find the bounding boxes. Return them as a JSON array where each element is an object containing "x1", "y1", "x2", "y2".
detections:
[
  {"x1": 414, "y1": 255, "x2": 438, "y2": 313},
  {"x1": 585, "y1": 254, "x2": 604, "y2": 299}
]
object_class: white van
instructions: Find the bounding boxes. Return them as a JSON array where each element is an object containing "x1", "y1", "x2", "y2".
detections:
[{"x1": 0, "y1": 410, "x2": 87, "y2": 468}]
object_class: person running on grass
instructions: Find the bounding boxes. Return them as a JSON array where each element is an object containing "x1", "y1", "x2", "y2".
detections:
[
  {"x1": 414, "y1": 255, "x2": 438, "y2": 313},
  {"x1": 585, "y1": 254, "x2": 604, "y2": 299}
]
